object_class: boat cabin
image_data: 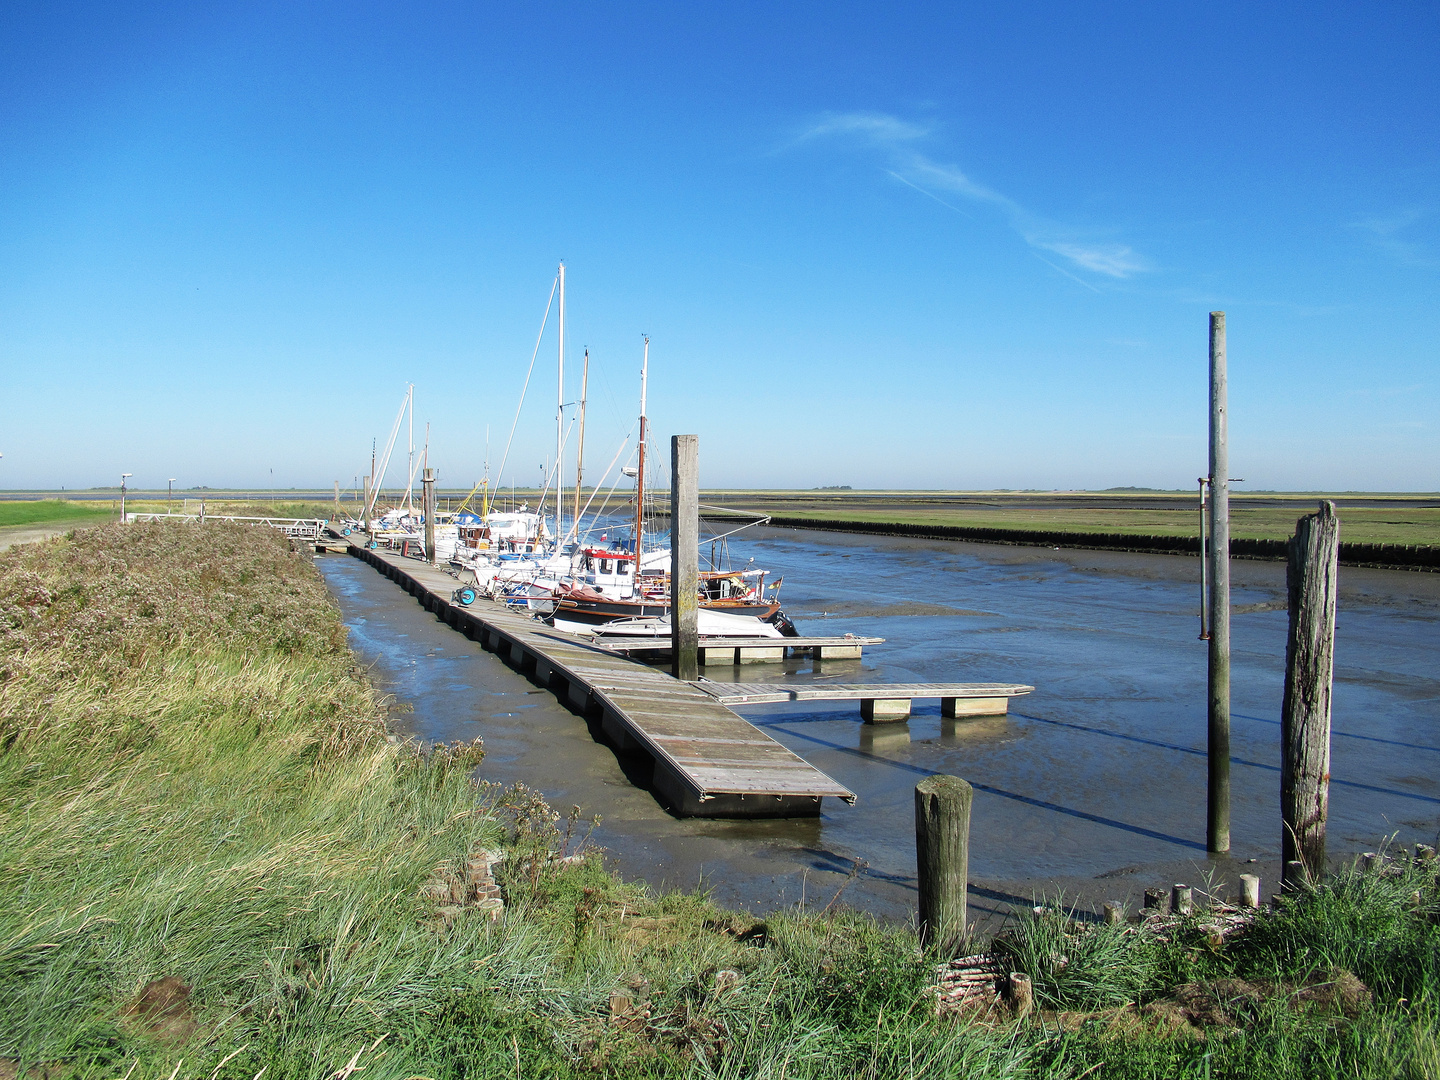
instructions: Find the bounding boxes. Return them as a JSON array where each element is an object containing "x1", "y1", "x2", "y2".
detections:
[{"x1": 578, "y1": 547, "x2": 638, "y2": 596}]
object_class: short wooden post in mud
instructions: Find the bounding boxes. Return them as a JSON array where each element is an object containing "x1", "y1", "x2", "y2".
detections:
[
  {"x1": 1281, "y1": 501, "x2": 1340, "y2": 888},
  {"x1": 1172, "y1": 883, "x2": 1194, "y2": 916},
  {"x1": 422, "y1": 468, "x2": 437, "y2": 565},
  {"x1": 1239, "y1": 874, "x2": 1261, "y2": 907},
  {"x1": 1207, "y1": 309, "x2": 1232, "y2": 855},
  {"x1": 670, "y1": 434, "x2": 700, "y2": 681},
  {"x1": 915, "y1": 774, "x2": 972, "y2": 955}
]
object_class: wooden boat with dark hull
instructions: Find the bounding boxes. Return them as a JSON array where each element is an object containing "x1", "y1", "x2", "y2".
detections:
[{"x1": 548, "y1": 583, "x2": 798, "y2": 636}]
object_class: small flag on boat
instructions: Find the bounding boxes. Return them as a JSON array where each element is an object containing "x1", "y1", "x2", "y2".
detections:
[{"x1": 769, "y1": 578, "x2": 782, "y2": 590}]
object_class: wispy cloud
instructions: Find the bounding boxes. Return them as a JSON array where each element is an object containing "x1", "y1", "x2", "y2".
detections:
[
  {"x1": 797, "y1": 111, "x2": 1150, "y2": 280},
  {"x1": 1352, "y1": 209, "x2": 1436, "y2": 267}
]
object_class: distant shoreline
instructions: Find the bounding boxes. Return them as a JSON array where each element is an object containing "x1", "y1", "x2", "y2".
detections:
[{"x1": 756, "y1": 515, "x2": 1440, "y2": 571}]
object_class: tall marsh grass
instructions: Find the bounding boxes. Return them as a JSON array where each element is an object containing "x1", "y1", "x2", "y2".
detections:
[{"x1": 1, "y1": 522, "x2": 1435, "y2": 1079}]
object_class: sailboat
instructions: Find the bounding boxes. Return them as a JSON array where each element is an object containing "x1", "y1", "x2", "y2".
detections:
[{"x1": 542, "y1": 336, "x2": 797, "y2": 636}]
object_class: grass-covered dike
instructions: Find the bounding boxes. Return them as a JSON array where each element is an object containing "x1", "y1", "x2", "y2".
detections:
[{"x1": 1, "y1": 523, "x2": 1436, "y2": 1078}]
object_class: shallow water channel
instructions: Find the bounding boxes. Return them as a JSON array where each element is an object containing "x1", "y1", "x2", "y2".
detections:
[{"x1": 316, "y1": 527, "x2": 1440, "y2": 925}]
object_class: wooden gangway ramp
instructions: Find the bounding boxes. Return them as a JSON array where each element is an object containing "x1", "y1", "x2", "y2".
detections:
[{"x1": 344, "y1": 542, "x2": 856, "y2": 817}]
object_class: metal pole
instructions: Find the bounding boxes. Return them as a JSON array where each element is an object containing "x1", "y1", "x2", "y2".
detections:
[
  {"x1": 168, "y1": 478, "x2": 175, "y2": 514},
  {"x1": 363, "y1": 474, "x2": 372, "y2": 535},
  {"x1": 670, "y1": 435, "x2": 699, "y2": 681},
  {"x1": 556, "y1": 262, "x2": 565, "y2": 546},
  {"x1": 1198, "y1": 478, "x2": 1209, "y2": 640},
  {"x1": 1207, "y1": 311, "x2": 1230, "y2": 854},
  {"x1": 574, "y1": 349, "x2": 588, "y2": 538},
  {"x1": 422, "y1": 468, "x2": 437, "y2": 565},
  {"x1": 635, "y1": 337, "x2": 649, "y2": 560}
]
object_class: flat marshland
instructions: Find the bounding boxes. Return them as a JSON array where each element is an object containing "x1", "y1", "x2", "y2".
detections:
[
  {"x1": 2, "y1": 523, "x2": 1438, "y2": 1077},
  {"x1": 706, "y1": 491, "x2": 1440, "y2": 546}
]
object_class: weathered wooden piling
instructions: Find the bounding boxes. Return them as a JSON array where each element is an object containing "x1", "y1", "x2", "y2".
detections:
[
  {"x1": 1281, "y1": 501, "x2": 1339, "y2": 888},
  {"x1": 914, "y1": 774, "x2": 972, "y2": 955},
  {"x1": 1172, "y1": 883, "x2": 1194, "y2": 916},
  {"x1": 1103, "y1": 901, "x2": 1123, "y2": 925},
  {"x1": 1006, "y1": 972, "x2": 1033, "y2": 1019},
  {"x1": 422, "y1": 468, "x2": 436, "y2": 565},
  {"x1": 1207, "y1": 310, "x2": 1231, "y2": 854},
  {"x1": 1284, "y1": 860, "x2": 1309, "y2": 890},
  {"x1": 670, "y1": 434, "x2": 700, "y2": 681},
  {"x1": 1239, "y1": 874, "x2": 1260, "y2": 908}
]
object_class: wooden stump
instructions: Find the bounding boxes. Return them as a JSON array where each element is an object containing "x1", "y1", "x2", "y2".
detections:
[
  {"x1": 914, "y1": 775, "x2": 973, "y2": 956},
  {"x1": 1281, "y1": 501, "x2": 1340, "y2": 886}
]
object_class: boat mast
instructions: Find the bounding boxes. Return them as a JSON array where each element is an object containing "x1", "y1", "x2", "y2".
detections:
[
  {"x1": 406, "y1": 384, "x2": 414, "y2": 513},
  {"x1": 573, "y1": 348, "x2": 588, "y2": 540},
  {"x1": 482, "y1": 425, "x2": 490, "y2": 519},
  {"x1": 556, "y1": 262, "x2": 565, "y2": 545},
  {"x1": 634, "y1": 335, "x2": 648, "y2": 561}
]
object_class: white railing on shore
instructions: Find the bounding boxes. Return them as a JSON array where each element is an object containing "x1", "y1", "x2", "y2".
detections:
[{"x1": 125, "y1": 512, "x2": 328, "y2": 540}]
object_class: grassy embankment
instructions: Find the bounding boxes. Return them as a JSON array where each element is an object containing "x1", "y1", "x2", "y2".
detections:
[
  {"x1": 0, "y1": 501, "x2": 113, "y2": 529},
  {"x1": 2, "y1": 523, "x2": 1438, "y2": 1078},
  {"x1": 707, "y1": 493, "x2": 1440, "y2": 546}
]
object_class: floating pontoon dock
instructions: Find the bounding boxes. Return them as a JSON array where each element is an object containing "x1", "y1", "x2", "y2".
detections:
[
  {"x1": 346, "y1": 541, "x2": 856, "y2": 816},
  {"x1": 338, "y1": 539, "x2": 1033, "y2": 817}
]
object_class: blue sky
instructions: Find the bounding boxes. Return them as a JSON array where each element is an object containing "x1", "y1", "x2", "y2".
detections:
[{"x1": 1, "y1": 2, "x2": 1436, "y2": 491}]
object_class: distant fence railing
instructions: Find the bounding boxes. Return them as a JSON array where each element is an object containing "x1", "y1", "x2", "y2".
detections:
[
  {"x1": 762, "y1": 516, "x2": 1440, "y2": 571},
  {"x1": 125, "y1": 513, "x2": 327, "y2": 541}
]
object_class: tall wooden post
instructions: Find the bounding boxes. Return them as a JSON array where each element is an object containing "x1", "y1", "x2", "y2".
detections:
[
  {"x1": 670, "y1": 435, "x2": 699, "y2": 681},
  {"x1": 333, "y1": 480, "x2": 340, "y2": 523},
  {"x1": 422, "y1": 468, "x2": 437, "y2": 565},
  {"x1": 915, "y1": 774, "x2": 972, "y2": 955},
  {"x1": 1207, "y1": 311, "x2": 1231, "y2": 854},
  {"x1": 1281, "y1": 501, "x2": 1339, "y2": 886}
]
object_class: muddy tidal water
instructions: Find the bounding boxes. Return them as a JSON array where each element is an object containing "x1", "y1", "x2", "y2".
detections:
[{"x1": 316, "y1": 527, "x2": 1440, "y2": 926}]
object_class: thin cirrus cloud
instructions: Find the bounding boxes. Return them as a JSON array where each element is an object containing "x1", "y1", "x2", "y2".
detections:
[{"x1": 797, "y1": 111, "x2": 1150, "y2": 280}]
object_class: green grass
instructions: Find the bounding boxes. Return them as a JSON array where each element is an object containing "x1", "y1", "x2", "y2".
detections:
[
  {"x1": 1, "y1": 522, "x2": 1436, "y2": 1078},
  {"x1": 0, "y1": 499, "x2": 111, "y2": 528},
  {"x1": 712, "y1": 500, "x2": 1440, "y2": 546}
]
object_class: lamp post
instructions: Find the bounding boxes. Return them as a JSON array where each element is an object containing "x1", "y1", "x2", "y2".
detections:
[
  {"x1": 120, "y1": 473, "x2": 132, "y2": 521},
  {"x1": 168, "y1": 478, "x2": 176, "y2": 514}
]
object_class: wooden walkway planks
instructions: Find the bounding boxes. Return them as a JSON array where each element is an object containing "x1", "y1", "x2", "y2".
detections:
[
  {"x1": 698, "y1": 682, "x2": 1035, "y2": 705},
  {"x1": 586, "y1": 634, "x2": 885, "y2": 662},
  {"x1": 343, "y1": 542, "x2": 855, "y2": 816},
  {"x1": 696, "y1": 680, "x2": 1034, "y2": 723}
]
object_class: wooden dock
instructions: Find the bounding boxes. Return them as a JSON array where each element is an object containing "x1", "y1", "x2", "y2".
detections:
[
  {"x1": 696, "y1": 681, "x2": 1034, "y2": 722},
  {"x1": 343, "y1": 542, "x2": 857, "y2": 816},
  {"x1": 586, "y1": 634, "x2": 886, "y2": 663}
]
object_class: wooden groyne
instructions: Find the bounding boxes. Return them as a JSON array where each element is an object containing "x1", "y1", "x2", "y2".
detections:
[
  {"x1": 345, "y1": 542, "x2": 857, "y2": 817},
  {"x1": 762, "y1": 517, "x2": 1440, "y2": 571}
]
